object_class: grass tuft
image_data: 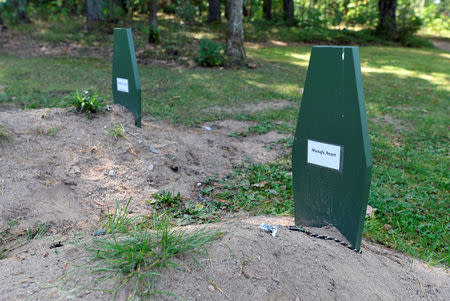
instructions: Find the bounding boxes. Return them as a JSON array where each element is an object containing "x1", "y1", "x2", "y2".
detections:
[
  {"x1": 85, "y1": 207, "x2": 222, "y2": 299},
  {"x1": 106, "y1": 122, "x2": 126, "y2": 139},
  {"x1": 101, "y1": 198, "x2": 135, "y2": 235},
  {"x1": 23, "y1": 222, "x2": 51, "y2": 240},
  {"x1": 0, "y1": 125, "x2": 11, "y2": 143}
]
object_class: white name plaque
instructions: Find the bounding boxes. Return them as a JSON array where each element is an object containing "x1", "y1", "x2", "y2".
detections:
[
  {"x1": 117, "y1": 78, "x2": 129, "y2": 93},
  {"x1": 307, "y1": 140, "x2": 342, "y2": 171}
]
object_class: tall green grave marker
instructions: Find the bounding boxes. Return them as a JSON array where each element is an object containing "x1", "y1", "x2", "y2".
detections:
[
  {"x1": 292, "y1": 46, "x2": 372, "y2": 251},
  {"x1": 112, "y1": 28, "x2": 142, "y2": 127}
]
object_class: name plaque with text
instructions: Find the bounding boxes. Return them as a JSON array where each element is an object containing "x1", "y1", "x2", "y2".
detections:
[{"x1": 307, "y1": 140, "x2": 342, "y2": 171}]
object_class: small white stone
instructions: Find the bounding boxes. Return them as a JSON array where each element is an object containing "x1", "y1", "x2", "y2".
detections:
[
  {"x1": 202, "y1": 126, "x2": 212, "y2": 131},
  {"x1": 108, "y1": 170, "x2": 116, "y2": 177},
  {"x1": 138, "y1": 140, "x2": 142, "y2": 144},
  {"x1": 197, "y1": 182, "x2": 202, "y2": 186},
  {"x1": 147, "y1": 164, "x2": 154, "y2": 171},
  {"x1": 366, "y1": 205, "x2": 377, "y2": 218},
  {"x1": 149, "y1": 145, "x2": 159, "y2": 154}
]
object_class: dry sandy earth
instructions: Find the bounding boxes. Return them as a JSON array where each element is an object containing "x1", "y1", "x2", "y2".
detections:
[{"x1": 0, "y1": 106, "x2": 448, "y2": 300}]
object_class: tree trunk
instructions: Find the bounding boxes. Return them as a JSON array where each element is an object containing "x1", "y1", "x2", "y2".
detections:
[
  {"x1": 86, "y1": 0, "x2": 105, "y2": 22},
  {"x1": 226, "y1": 0, "x2": 246, "y2": 66},
  {"x1": 283, "y1": 0, "x2": 294, "y2": 26},
  {"x1": 148, "y1": 0, "x2": 159, "y2": 43},
  {"x1": 376, "y1": 0, "x2": 397, "y2": 39},
  {"x1": 13, "y1": 0, "x2": 28, "y2": 22},
  {"x1": 207, "y1": 0, "x2": 221, "y2": 23},
  {"x1": 263, "y1": 0, "x2": 271, "y2": 20}
]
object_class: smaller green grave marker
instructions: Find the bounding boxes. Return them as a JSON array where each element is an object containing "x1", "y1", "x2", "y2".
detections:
[{"x1": 112, "y1": 28, "x2": 142, "y2": 127}]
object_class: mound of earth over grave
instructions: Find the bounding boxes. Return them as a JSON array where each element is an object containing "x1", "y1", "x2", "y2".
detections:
[
  {"x1": 0, "y1": 105, "x2": 286, "y2": 232},
  {"x1": 0, "y1": 106, "x2": 448, "y2": 300},
  {"x1": 0, "y1": 216, "x2": 448, "y2": 300}
]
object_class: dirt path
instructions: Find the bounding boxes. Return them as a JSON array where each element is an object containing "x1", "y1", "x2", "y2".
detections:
[{"x1": 431, "y1": 39, "x2": 450, "y2": 52}]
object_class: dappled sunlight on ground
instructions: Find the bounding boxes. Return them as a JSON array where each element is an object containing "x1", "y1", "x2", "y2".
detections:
[
  {"x1": 362, "y1": 65, "x2": 449, "y2": 91},
  {"x1": 245, "y1": 80, "x2": 300, "y2": 95}
]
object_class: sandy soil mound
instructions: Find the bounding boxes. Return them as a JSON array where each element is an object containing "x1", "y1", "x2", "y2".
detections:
[
  {"x1": 0, "y1": 105, "x2": 285, "y2": 232},
  {"x1": 0, "y1": 216, "x2": 448, "y2": 300},
  {"x1": 0, "y1": 106, "x2": 448, "y2": 300}
]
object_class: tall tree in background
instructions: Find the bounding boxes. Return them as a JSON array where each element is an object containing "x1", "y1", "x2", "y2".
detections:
[
  {"x1": 376, "y1": 0, "x2": 397, "y2": 39},
  {"x1": 283, "y1": 0, "x2": 294, "y2": 26},
  {"x1": 14, "y1": 0, "x2": 28, "y2": 22},
  {"x1": 263, "y1": 0, "x2": 271, "y2": 20},
  {"x1": 226, "y1": 0, "x2": 246, "y2": 65},
  {"x1": 86, "y1": 0, "x2": 105, "y2": 22},
  {"x1": 148, "y1": 0, "x2": 159, "y2": 43},
  {"x1": 207, "y1": 0, "x2": 221, "y2": 23},
  {"x1": 0, "y1": 6, "x2": 3, "y2": 31}
]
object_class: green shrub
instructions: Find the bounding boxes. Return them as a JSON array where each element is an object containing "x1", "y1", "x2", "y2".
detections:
[
  {"x1": 197, "y1": 39, "x2": 224, "y2": 67},
  {"x1": 147, "y1": 24, "x2": 160, "y2": 44},
  {"x1": 400, "y1": 36, "x2": 434, "y2": 48},
  {"x1": 398, "y1": 16, "x2": 423, "y2": 44},
  {"x1": 163, "y1": 4, "x2": 176, "y2": 15}
]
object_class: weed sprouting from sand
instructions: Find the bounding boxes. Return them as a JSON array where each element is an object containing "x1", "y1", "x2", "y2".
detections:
[
  {"x1": 0, "y1": 125, "x2": 11, "y2": 143},
  {"x1": 106, "y1": 122, "x2": 126, "y2": 139},
  {"x1": 101, "y1": 198, "x2": 135, "y2": 234},
  {"x1": 24, "y1": 222, "x2": 51, "y2": 240},
  {"x1": 86, "y1": 202, "x2": 222, "y2": 298}
]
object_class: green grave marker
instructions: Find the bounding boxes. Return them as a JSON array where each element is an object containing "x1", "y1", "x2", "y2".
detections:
[
  {"x1": 292, "y1": 46, "x2": 372, "y2": 251},
  {"x1": 112, "y1": 28, "x2": 142, "y2": 127}
]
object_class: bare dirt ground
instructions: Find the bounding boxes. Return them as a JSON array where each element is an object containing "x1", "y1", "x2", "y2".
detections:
[
  {"x1": 0, "y1": 105, "x2": 448, "y2": 300},
  {"x1": 430, "y1": 39, "x2": 450, "y2": 52}
]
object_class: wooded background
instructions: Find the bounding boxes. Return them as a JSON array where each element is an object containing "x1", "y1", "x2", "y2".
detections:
[{"x1": 0, "y1": 1, "x2": 448, "y2": 64}]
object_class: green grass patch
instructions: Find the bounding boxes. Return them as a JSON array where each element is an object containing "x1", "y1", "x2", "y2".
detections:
[
  {"x1": 205, "y1": 158, "x2": 293, "y2": 215},
  {"x1": 148, "y1": 190, "x2": 224, "y2": 224},
  {"x1": 84, "y1": 202, "x2": 222, "y2": 299}
]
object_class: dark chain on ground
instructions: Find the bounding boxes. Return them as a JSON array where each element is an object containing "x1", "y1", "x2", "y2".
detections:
[{"x1": 288, "y1": 225, "x2": 362, "y2": 254}]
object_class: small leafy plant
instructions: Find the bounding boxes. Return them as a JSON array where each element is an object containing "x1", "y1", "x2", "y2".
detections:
[
  {"x1": 69, "y1": 90, "x2": 107, "y2": 117},
  {"x1": 106, "y1": 122, "x2": 125, "y2": 139},
  {"x1": 150, "y1": 190, "x2": 183, "y2": 216},
  {"x1": 197, "y1": 39, "x2": 225, "y2": 67}
]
